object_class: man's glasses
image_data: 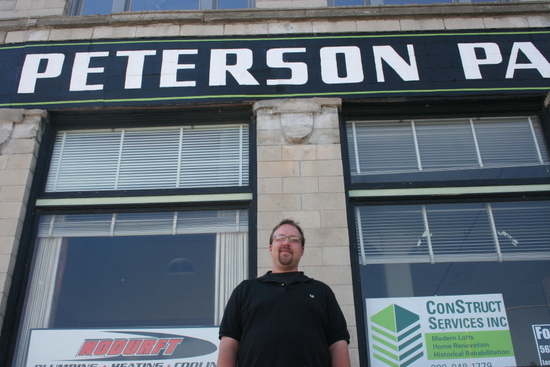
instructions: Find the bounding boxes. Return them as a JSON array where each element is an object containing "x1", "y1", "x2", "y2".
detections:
[{"x1": 273, "y1": 234, "x2": 302, "y2": 243}]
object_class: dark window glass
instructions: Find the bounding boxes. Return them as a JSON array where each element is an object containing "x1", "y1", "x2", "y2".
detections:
[
  {"x1": 218, "y1": 0, "x2": 249, "y2": 8},
  {"x1": 347, "y1": 116, "x2": 550, "y2": 187},
  {"x1": 81, "y1": 0, "x2": 112, "y2": 15},
  {"x1": 355, "y1": 200, "x2": 550, "y2": 366},
  {"x1": 130, "y1": 0, "x2": 200, "y2": 11},
  {"x1": 53, "y1": 233, "x2": 216, "y2": 328}
]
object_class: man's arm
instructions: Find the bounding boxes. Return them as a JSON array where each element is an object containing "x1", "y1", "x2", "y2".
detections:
[
  {"x1": 329, "y1": 340, "x2": 351, "y2": 367},
  {"x1": 217, "y1": 336, "x2": 240, "y2": 367}
]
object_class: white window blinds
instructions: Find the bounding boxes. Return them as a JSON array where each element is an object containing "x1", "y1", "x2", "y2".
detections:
[
  {"x1": 45, "y1": 124, "x2": 249, "y2": 192},
  {"x1": 355, "y1": 201, "x2": 550, "y2": 265},
  {"x1": 347, "y1": 116, "x2": 549, "y2": 177},
  {"x1": 38, "y1": 210, "x2": 248, "y2": 238}
]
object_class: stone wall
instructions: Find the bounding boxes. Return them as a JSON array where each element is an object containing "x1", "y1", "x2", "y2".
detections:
[{"x1": 0, "y1": 109, "x2": 45, "y2": 332}]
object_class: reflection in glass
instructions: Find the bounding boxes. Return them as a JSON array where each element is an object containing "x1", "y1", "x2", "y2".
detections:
[
  {"x1": 356, "y1": 200, "x2": 550, "y2": 365},
  {"x1": 14, "y1": 210, "x2": 248, "y2": 367}
]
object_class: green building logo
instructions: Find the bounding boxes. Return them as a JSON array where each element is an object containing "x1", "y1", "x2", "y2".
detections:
[{"x1": 370, "y1": 304, "x2": 424, "y2": 367}]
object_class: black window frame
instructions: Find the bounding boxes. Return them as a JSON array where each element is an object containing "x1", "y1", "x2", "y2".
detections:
[
  {"x1": 0, "y1": 105, "x2": 257, "y2": 367},
  {"x1": 340, "y1": 95, "x2": 550, "y2": 367}
]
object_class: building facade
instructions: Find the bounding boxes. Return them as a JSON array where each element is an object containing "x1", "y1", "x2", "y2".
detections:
[{"x1": 0, "y1": 0, "x2": 549, "y2": 366}]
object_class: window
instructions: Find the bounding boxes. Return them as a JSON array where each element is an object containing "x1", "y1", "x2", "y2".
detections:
[
  {"x1": 347, "y1": 116, "x2": 550, "y2": 186},
  {"x1": 70, "y1": 0, "x2": 254, "y2": 15},
  {"x1": 344, "y1": 104, "x2": 550, "y2": 367},
  {"x1": 330, "y1": 0, "x2": 506, "y2": 6},
  {"x1": 46, "y1": 125, "x2": 249, "y2": 192},
  {"x1": 10, "y1": 111, "x2": 253, "y2": 367}
]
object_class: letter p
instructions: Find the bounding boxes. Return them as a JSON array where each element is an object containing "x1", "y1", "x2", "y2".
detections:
[
  {"x1": 18, "y1": 53, "x2": 65, "y2": 93},
  {"x1": 457, "y1": 43, "x2": 502, "y2": 80}
]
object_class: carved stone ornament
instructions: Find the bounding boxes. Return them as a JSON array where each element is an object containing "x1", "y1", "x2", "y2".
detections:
[{"x1": 280, "y1": 112, "x2": 314, "y2": 144}]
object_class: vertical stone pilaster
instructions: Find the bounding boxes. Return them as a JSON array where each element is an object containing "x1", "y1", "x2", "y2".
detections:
[
  {"x1": 0, "y1": 108, "x2": 45, "y2": 332},
  {"x1": 254, "y1": 98, "x2": 359, "y2": 365}
]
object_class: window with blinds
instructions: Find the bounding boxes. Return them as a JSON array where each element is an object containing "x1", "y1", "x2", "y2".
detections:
[
  {"x1": 355, "y1": 200, "x2": 550, "y2": 265},
  {"x1": 45, "y1": 124, "x2": 249, "y2": 192},
  {"x1": 347, "y1": 116, "x2": 550, "y2": 185},
  {"x1": 14, "y1": 209, "x2": 248, "y2": 367}
]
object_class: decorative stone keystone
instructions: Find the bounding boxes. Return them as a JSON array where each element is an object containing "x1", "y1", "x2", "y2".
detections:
[{"x1": 253, "y1": 98, "x2": 342, "y2": 144}]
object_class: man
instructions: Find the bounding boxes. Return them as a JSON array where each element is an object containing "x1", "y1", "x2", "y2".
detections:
[{"x1": 217, "y1": 219, "x2": 351, "y2": 367}]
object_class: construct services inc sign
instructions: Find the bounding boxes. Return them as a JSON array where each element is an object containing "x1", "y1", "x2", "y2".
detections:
[{"x1": 365, "y1": 294, "x2": 516, "y2": 367}]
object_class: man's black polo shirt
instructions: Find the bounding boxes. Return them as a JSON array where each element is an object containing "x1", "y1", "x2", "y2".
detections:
[{"x1": 219, "y1": 271, "x2": 350, "y2": 367}]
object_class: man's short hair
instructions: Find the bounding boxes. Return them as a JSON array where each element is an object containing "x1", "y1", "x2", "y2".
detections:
[{"x1": 269, "y1": 218, "x2": 305, "y2": 246}]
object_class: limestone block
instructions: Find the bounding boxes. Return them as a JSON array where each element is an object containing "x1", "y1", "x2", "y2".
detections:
[
  {"x1": 444, "y1": 17, "x2": 485, "y2": 30},
  {"x1": 0, "y1": 254, "x2": 15, "y2": 280},
  {"x1": 268, "y1": 21, "x2": 313, "y2": 34},
  {"x1": 49, "y1": 28, "x2": 94, "y2": 41},
  {"x1": 356, "y1": 19, "x2": 400, "y2": 32},
  {"x1": 308, "y1": 226, "x2": 349, "y2": 246},
  {"x1": 224, "y1": 23, "x2": 269, "y2": 36},
  {"x1": 282, "y1": 144, "x2": 317, "y2": 161},
  {"x1": 0, "y1": 169, "x2": 32, "y2": 187},
  {"x1": 302, "y1": 193, "x2": 346, "y2": 210},
  {"x1": 527, "y1": 15, "x2": 550, "y2": 28},
  {"x1": 0, "y1": 123, "x2": 13, "y2": 149},
  {"x1": 257, "y1": 193, "x2": 302, "y2": 212},
  {"x1": 257, "y1": 130, "x2": 286, "y2": 146},
  {"x1": 319, "y1": 176, "x2": 345, "y2": 193},
  {"x1": 0, "y1": 202, "x2": 25, "y2": 220},
  {"x1": 312, "y1": 20, "x2": 357, "y2": 33},
  {"x1": 257, "y1": 211, "x2": 285, "y2": 231},
  {"x1": 0, "y1": 109, "x2": 25, "y2": 124},
  {"x1": 92, "y1": 26, "x2": 137, "y2": 39},
  {"x1": 0, "y1": 155, "x2": 7, "y2": 170},
  {"x1": 282, "y1": 176, "x2": 319, "y2": 194},
  {"x1": 12, "y1": 121, "x2": 40, "y2": 140},
  {"x1": 257, "y1": 161, "x2": 300, "y2": 178},
  {"x1": 323, "y1": 246, "x2": 351, "y2": 266},
  {"x1": 279, "y1": 210, "x2": 320, "y2": 229},
  {"x1": 180, "y1": 24, "x2": 225, "y2": 36},
  {"x1": 257, "y1": 145, "x2": 282, "y2": 162},
  {"x1": 300, "y1": 160, "x2": 343, "y2": 177},
  {"x1": 28, "y1": 29, "x2": 51, "y2": 41},
  {"x1": 400, "y1": 18, "x2": 445, "y2": 31},
  {"x1": 6, "y1": 154, "x2": 34, "y2": 171},
  {"x1": 483, "y1": 16, "x2": 530, "y2": 29},
  {"x1": 0, "y1": 0, "x2": 16, "y2": 11},
  {"x1": 0, "y1": 185, "x2": 28, "y2": 204},
  {"x1": 0, "y1": 236, "x2": 16, "y2": 255},
  {"x1": 5, "y1": 30, "x2": 28, "y2": 43},
  {"x1": 258, "y1": 177, "x2": 283, "y2": 194},
  {"x1": 136, "y1": 24, "x2": 181, "y2": 38},
  {"x1": 320, "y1": 210, "x2": 348, "y2": 228},
  {"x1": 1, "y1": 138, "x2": 37, "y2": 156},
  {"x1": 297, "y1": 246, "x2": 323, "y2": 267},
  {"x1": 316, "y1": 144, "x2": 342, "y2": 160}
]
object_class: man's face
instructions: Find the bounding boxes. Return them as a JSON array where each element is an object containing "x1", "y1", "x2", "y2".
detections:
[{"x1": 269, "y1": 224, "x2": 304, "y2": 273}]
